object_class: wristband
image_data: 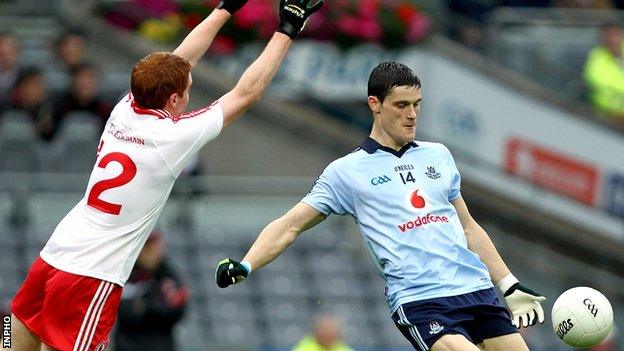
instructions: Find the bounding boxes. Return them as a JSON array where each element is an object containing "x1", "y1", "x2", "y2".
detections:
[
  {"x1": 241, "y1": 260, "x2": 252, "y2": 275},
  {"x1": 496, "y1": 273, "x2": 519, "y2": 294}
]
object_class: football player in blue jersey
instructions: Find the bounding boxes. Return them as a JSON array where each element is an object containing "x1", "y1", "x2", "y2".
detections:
[{"x1": 216, "y1": 61, "x2": 546, "y2": 351}]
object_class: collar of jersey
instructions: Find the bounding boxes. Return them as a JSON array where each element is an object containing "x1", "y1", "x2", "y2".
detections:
[
  {"x1": 359, "y1": 137, "x2": 418, "y2": 158},
  {"x1": 131, "y1": 100, "x2": 173, "y2": 119}
]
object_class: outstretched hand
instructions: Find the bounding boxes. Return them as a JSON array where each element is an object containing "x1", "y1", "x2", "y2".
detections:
[
  {"x1": 215, "y1": 258, "x2": 251, "y2": 288},
  {"x1": 278, "y1": 0, "x2": 324, "y2": 39},
  {"x1": 217, "y1": 0, "x2": 250, "y2": 15},
  {"x1": 504, "y1": 283, "x2": 547, "y2": 328}
]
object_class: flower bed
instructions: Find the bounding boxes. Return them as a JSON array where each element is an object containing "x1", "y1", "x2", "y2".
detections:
[{"x1": 100, "y1": 0, "x2": 431, "y2": 53}]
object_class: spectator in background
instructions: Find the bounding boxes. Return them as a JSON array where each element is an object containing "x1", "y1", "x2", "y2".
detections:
[
  {"x1": 54, "y1": 30, "x2": 87, "y2": 72},
  {"x1": 0, "y1": 31, "x2": 20, "y2": 99},
  {"x1": 292, "y1": 314, "x2": 354, "y2": 351},
  {"x1": 552, "y1": 0, "x2": 614, "y2": 8},
  {"x1": 584, "y1": 23, "x2": 624, "y2": 126},
  {"x1": 52, "y1": 62, "x2": 112, "y2": 135},
  {"x1": 503, "y1": 0, "x2": 550, "y2": 6},
  {"x1": 2, "y1": 66, "x2": 55, "y2": 140},
  {"x1": 114, "y1": 230, "x2": 188, "y2": 351}
]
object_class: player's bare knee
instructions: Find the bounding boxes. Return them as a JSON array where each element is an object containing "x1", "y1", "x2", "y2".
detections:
[
  {"x1": 431, "y1": 334, "x2": 480, "y2": 351},
  {"x1": 482, "y1": 333, "x2": 529, "y2": 351}
]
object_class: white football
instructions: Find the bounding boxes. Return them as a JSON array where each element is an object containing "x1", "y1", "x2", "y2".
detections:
[{"x1": 552, "y1": 287, "x2": 613, "y2": 348}]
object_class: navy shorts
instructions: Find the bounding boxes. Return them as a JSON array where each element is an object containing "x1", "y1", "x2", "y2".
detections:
[{"x1": 391, "y1": 288, "x2": 517, "y2": 350}]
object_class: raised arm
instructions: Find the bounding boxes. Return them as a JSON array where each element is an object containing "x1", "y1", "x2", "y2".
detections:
[
  {"x1": 452, "y1": 195, "x2": 546, "y2": 328},
  {"x1": 173, "y1": 0, "x2": 250, "y2": 68},
  {"x1": 218, "y1": 32, "x2": 292, "y2": 128},
  {"x1": 215, "y1": 202, "x2": 325, "y2": 288},
  {"x1": 217, "y1": 0, "x2": 323, "y2": 128}
]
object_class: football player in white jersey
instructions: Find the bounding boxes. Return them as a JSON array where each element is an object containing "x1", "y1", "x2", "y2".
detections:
[{"x1": 10, "y1": 1, "x2": 323, "y2": 350}]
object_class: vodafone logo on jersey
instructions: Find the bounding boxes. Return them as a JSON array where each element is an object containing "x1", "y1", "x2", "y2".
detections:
[
  {"x1": 397, "y1": 214, "x2": 450, "y2": 233},
  {"x1": 405, "y1": 188, "x2": 429, "y2": 212},
  {"x1": 410, "y1": 190, "x2": 426, "y2": 209},
  {"x1": 398, "y1": 188, "x2": 450, "y2": 233}
]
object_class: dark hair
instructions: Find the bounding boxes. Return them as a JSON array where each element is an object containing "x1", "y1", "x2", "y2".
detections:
[
  {"x1": 13, "y1": 66, "x2": 42, "y2": 89},
  {"x1": 131, "y1": 52, "x2": 191, "y2": 109},
  {"x1": 54, "y1": 28, "x2": 86, "y2": 49},
  {"x1": 0, "y1": 30, "x2": 16, "y2": 41},
  {"x1": 69, "y1": 61, "x2": 98, "y2": 77},
  {"x1": 368, "y1": 61, "x2": 421, "y2": 103}
]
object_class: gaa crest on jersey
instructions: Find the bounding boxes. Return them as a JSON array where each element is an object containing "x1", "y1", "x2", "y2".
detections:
[
  {"x1": 425, "y1": 166, "x2": 441, "y2": 179},
  {"x1": 371, "y1": 175, "x2": 392, "y2": 186}
]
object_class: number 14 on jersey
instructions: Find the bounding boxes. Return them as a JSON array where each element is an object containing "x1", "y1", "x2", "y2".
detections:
[{"x1": 400, "y1": 171, "x2": 416, "y2": 184}]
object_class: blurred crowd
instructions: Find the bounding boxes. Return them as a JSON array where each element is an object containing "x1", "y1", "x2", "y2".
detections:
[
  {"x1": 447, "y1": 0, "x2": 624, "y2": 127},
  {"x1": 448, "y1": 0, "x2": 624, "y2": 32},
  {"x1": 0, "y1": 30, "x2": 112, "y2": 143},
  {"x1": 2, "y1": 1, "x2": 624, "y2": 146},
  {"x1": 97, "y1": 0, "x2": 624, "y2": 130}
]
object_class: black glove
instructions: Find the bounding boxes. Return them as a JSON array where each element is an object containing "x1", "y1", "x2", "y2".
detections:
[
  {"x1": 215, "y1": 258, "x2": 250, "y2": 288},
  {"x1": 278, "y1": 0, "x2": 324, "y2": 39},
  {"x1": 216, "y1": 0, "x2": 249, "y2": 15}
]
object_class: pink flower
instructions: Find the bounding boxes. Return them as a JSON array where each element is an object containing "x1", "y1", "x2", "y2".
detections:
[
  {"x1": 336, "y1": 15, "x2": 362, "y2": 36},
  {"x1": 359, "y1": 0, "x2": 381, "y2": 20},
  {"x1": 133, "y1": 0, "x2": 177, "y2": 17},
  {"x1": 356, "y1": 18, "x2": 383, "y2": 41},
  {"x1": 183, "y1": 13, "x2": 202, "y2": 30},
  {"x1": 210, "y1": 35, "x2": 237, "y2": 55},
  {"x1": 396, "y1": 3, "x2": 417, "y2": 25},
  {"x1": 234, "y1": 0, "x2": 275, "y2": 29},
  {"x1": 259, "y1": 20, "x2": 277, "y2": 38},
  {"x1": 406, "y1": 12, "x2": 431, "y2": 43}
]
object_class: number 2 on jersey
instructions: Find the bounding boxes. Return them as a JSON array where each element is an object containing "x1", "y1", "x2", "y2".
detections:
[{"x1": 87, "y1": 152, "x2": 137, "y2": 215}]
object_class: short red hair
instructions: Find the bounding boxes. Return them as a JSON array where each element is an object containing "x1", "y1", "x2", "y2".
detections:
[{"x1": 130, "y1": 52, "x2": 191, "y2": 109}]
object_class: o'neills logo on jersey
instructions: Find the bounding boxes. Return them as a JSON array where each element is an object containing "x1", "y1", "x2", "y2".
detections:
[
  {"x1": 397, "y1": 214, "x2": 449, "y2": 232},
  {"x1": 113, "y1": 131, "x2": 145, "y2": 146},
  {"x1": 108, "y1": 123, "x2": 145, "y2": 146}
]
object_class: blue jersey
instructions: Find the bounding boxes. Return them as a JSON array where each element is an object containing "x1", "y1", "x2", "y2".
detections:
[{"x1": 301, "y1": 138, "x2": 493, "y2": 313}]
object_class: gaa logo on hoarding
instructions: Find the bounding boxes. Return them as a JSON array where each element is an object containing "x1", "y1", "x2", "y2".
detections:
[{"x1": 439, "y1": 100, "x2": 481, "y2": 140}]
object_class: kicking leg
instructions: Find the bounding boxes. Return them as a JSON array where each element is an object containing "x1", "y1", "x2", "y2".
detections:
[
  {"x1": 10, "y1": 314, "x2": 41, "y2": 351},
  {"x1": 431, "y1": 334, "x2": 480, "y2": 351},
  {"x1": 482, "y1": 333, "x2": 529, "y2": 351}
]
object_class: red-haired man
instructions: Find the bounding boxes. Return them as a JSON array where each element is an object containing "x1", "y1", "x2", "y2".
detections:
[{"x1": 10, "y1": 0, "x2": 322, "y2": 350}]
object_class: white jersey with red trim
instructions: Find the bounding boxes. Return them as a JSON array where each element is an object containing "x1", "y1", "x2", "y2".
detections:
[{"x1": 40, "y1": 94, "x2": 223, "y2": 286}]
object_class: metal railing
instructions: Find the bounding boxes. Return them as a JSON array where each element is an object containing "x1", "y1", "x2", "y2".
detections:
[{"x1": 486, "y1": 8, "x2": 624, "y2": 101}]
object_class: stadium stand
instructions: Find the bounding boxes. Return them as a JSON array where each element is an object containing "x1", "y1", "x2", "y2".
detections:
[{"x1": 0, "y1": 1, "x2": 623, "y2": 351}]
